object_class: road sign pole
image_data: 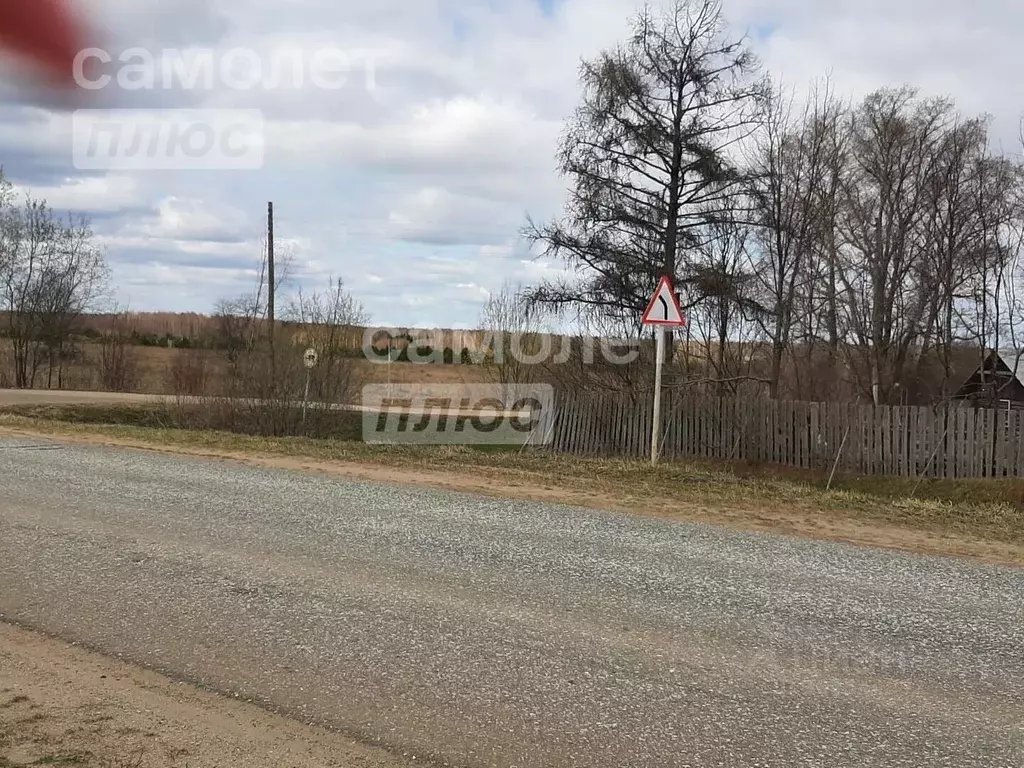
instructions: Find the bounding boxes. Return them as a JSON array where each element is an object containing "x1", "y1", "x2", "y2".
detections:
[
  {"x1": 651, "y1": 327, "x2": 665, "y2": 464},
  {"x1": 302, "y1": 368, "x2": 311, "y2": 425},
  {"x1": 302, "y1": 348, "x2": 317, "y2": 426},
  {"x1": 641, "y1": 275, "x2": 685, "y2": 466}
]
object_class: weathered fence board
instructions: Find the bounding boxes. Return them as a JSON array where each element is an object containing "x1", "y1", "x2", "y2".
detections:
[{"x1": 548, "y1": 393, "x2": 1024, "y2": 479}]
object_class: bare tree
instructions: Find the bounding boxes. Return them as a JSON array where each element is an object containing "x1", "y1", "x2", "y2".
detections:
[
  {"x1": 479, "y1": 280, "x2": 544, "y2": 386},
  {"x1": 287, "y1": 276, "x2": 370, "y2": 408},
  {"x1": 1000, "y1": 120, "x2": 1024, "y2": 389},
  {"x1": 970, "y1": 149, "x2": 1023, "y2": 379},
  {"x1": 523, "y1": 0, "x2": 768, "y2": 341},
  {"x1": 685, "y1": 215, "x2": 766, "y2": 395},
  {"x1": 39, "y1": 215, "x2": 110, "y2": 388},
  {"x1": 746, "y1": 78, "x2": 846, "y2": 397},
  {"x1": 0, "y1": 185, "x2": 109, "y2": 389},
  {"x1": 516, "y1": 0, "x2": 1024, "y2": 408},
  {"x1": 831, "y1": 87, "x2": 954, "y2": 404},
  {"x1": 97, "y1": 307, "x2": 139, "y2": 392},
  {"x1": 914, "y1": 115, "x2": 990, "y2": 399},
  {"x1": 213, "y1": 234, "x2": 295, "y2": 366}
]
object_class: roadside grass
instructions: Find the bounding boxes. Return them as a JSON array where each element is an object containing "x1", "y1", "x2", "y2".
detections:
[{"x1": 1, "y1": 403, "x2": 1023, "y2": 551}]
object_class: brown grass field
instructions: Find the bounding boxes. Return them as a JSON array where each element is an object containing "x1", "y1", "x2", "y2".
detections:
[{"x1": 0, "y1": 342, "x2": 491, "y2": 395}]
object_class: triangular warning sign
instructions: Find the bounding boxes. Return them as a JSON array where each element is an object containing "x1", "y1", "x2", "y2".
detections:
[{"x1": 641, "y1": 275, "x2": 686, "y2": 327}]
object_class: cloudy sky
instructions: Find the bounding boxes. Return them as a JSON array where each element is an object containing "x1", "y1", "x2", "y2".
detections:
[{"x1": 0, "y1": 0, "x2": 1020, "y2": 328}]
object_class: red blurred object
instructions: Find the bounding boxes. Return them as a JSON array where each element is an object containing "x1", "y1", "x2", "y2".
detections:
[{"x1": 0, "y1": 0, "x2": 85, "y2": 85}]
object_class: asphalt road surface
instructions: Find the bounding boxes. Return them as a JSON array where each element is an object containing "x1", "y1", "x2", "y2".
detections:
[{"x1": 0, "y1": 436, "x2": 1021, "y2": 767}]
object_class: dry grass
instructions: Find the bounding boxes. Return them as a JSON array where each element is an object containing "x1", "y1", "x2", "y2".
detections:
[
  {"x1": 0, "y1": 341, "x2": 492, "y2": 395},
  {"x1": 2, "y1": 404, "x2": 1022, "y2": 562}
]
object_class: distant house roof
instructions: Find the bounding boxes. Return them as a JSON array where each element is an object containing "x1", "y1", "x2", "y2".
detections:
[{"x1": 949, "y1": 349, "x2": 1024, "y2": 404}]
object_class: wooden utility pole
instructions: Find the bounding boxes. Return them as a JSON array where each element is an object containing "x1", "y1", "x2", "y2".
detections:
[{"x1": 267, "y1": 202, "x2": 275, "y2": 340}]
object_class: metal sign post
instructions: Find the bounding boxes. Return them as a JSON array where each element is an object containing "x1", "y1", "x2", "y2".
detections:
[
  {"x1": 641, "y1": 276, "x2": 686, "y2": 465},
  {"x1": 651, "y1": 326, "x2": 667, "y2": 463},
  {"x1": 302, "y1": 348, "x2": 318, "y2": 424}
]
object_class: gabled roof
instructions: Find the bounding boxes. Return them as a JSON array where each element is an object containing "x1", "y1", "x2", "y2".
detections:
[{"x1": 949, "y1": 348, "x2": 1024, "y2": 400}]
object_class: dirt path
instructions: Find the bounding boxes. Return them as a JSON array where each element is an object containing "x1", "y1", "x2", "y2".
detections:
[{"x1": 0, "y1": 621, "x2": 411, "y2": 768}]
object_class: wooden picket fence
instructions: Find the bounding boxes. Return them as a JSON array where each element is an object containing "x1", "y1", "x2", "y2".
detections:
[{"x1": 546, "y1": 393, "x2": 1024, "y2": 479}]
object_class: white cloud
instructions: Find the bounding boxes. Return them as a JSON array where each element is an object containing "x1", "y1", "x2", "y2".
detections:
[
  {"x1": 12, "y1": 174, "x2": 142, "y2": 213},
  {"x1": 0, "y1": 0, "x2": 1020, "y2": 327},
  {"x1": 128, "y1": 196, "x2": 251, "y2": 241},
  {"x1": 385, "y1": 186, "x2": 525, "y2": 245}
]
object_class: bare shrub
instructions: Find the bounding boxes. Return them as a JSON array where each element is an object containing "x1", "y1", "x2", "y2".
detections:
[
  {"x1": 170, "y1": 278, "x2": 369, "y2": 439},
  {"x1": 98, "y1": 313, "x2": 139, "y2": 392},
  {"x1": 61, "y1": 358, "x2": 99, "y2": 391},
  {"x1": 167, "y1": 337, "x2": 357, "y2": 439},
  {"x1": 168, "y1": 349, "x2": 209, "y2": 396},
  {"x1": 479, "y1": 280, "x2": 543, "y2": 386},
  {"x1": 286, "y1": 277, "x2": 368, "y2": 409},
  {"x1": 0, "y1": 343, "x2": 12, "y2": 388},
  {"x1": 180, "y1": 241, "x2": 367, "y2": 438}
]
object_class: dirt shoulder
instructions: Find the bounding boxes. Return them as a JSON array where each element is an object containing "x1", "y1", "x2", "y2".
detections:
[
  {"x1": 1, "y1": 420, "x2": 1022, "y2": 568},
  {"x1": 0, "y1": 622, "x2": 412, "y2": 768}
]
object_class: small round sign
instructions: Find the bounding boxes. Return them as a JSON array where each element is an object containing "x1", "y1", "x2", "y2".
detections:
[{"x1": 303, "y1": 348, "x2": 318, "y2": 369}]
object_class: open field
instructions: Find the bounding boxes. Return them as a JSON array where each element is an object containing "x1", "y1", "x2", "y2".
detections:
[
  {"x1": 1, "y1": 403, "x2": 1023, "y2": 565},
  {"x1": 0, "y1": 342, "x2": 491, "y2": 395}
]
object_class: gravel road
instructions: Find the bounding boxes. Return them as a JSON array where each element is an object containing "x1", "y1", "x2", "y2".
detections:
[{"x1": 0, "y1": 436, "x2": 1021, "y2": 767}]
